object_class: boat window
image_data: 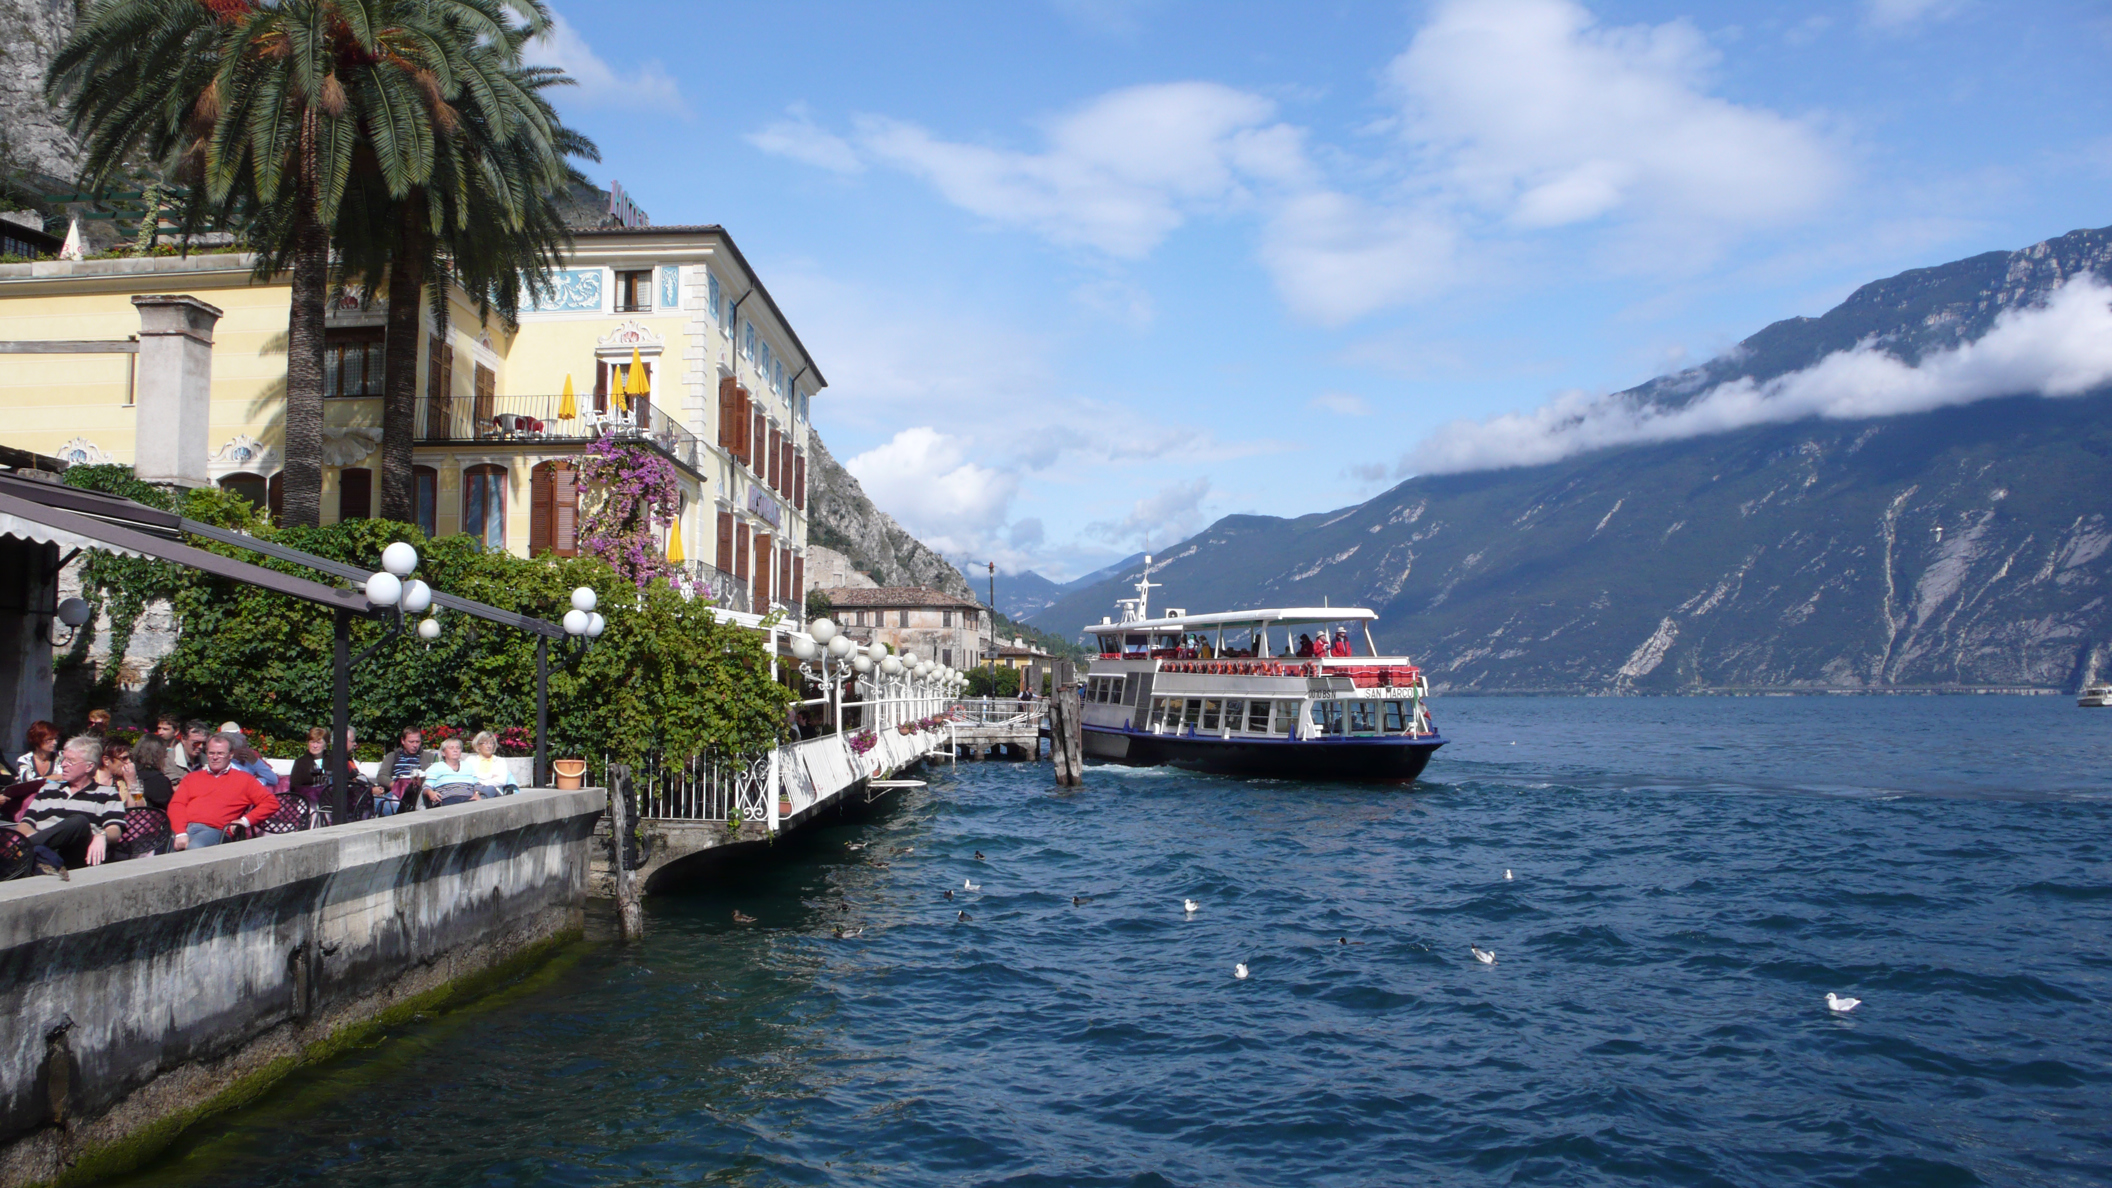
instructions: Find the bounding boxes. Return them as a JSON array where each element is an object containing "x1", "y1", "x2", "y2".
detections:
[
  {"x1": 1383, "y1": 702, "x2": 1406, "y2": 733},
  {"x1": 1247, "y1": 700, "x2": 1271, "y2": 732},
  {"x1": 1181, "y1": 699, "x2": 1202, "y2": 730},
  {"x1": 1309, "y1": 701, "x2": 1344, "y2": 735},
  {"x1": 1109, "y1": 677, "x2": 1125, "y2": 705},
  {"x1": 1272, "y1": 701, "x2": 1300, "y2": 734},
  {"x1": 1152, "y1": 698, "x2": 1172, "y2": 730},
  {"x1": 1200, "y1": 700, "x2": 1222, "y2": 731},
  {"x1": 1222, "y1": 700, "x2": 1244, "y2": 731},
  {"x1": 1348, "y1": 701, "x2": 1378, "y2": 734}
]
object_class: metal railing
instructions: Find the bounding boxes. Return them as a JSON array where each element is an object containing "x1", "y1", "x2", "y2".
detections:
[
  {"x1": 949, "y1": 698, "x2": 1039, "y2": 725},
  {"x1": 680, "y1": 562, "x2": 750, "y2": 613},
  {"x1": 416, "y1": 392, "x2": 706, "y2": 472},
  {"x1": 597, "y1": 750, "x2": 775, "y2": 825}
]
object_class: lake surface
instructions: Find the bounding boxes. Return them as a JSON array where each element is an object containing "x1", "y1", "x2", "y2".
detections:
[{"x1": 122, "y1": 696, "x2": 2112, "y2": 1187}]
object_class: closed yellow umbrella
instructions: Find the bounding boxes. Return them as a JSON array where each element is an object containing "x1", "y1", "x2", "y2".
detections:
[
  {"x1": 557, "y1": 373, "x2": 577, "y2": 420},
  {"x1": 667, "y1": 521, "x2": 685, "y2": 564},
  {"x1": 614, "y1": 347, "x2": 643, "y2": 413}
]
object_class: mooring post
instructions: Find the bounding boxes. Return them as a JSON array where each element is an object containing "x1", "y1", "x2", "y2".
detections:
[
  {"x1": 1052, "y1": 658, "x2": 1083, "y2": 786},
  {"x1": 606, "y1": 763, "x2": 644, "y2": 941}
]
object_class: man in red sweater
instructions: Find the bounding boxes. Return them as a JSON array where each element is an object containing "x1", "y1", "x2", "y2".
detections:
[{"x1": 170, "y1": 735, "x2": 277, "y2": 850}]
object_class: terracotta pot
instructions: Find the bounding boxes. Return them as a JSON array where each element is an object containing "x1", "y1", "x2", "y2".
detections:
[{"x1": 552, "y1": 758, "x2": 588, "y2": 790}]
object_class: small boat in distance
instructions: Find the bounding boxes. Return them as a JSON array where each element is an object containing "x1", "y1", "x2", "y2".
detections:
[
  {"x1": 1076, "y1": 560, "x2": 1444, "y2": 782},
  {"x1": 2079, "y1": 684, "x2": 2112, "y2": 708}
]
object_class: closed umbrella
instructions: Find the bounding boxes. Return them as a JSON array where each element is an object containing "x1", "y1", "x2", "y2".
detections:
[
  {"x1": 667, "y1": 521, "x2": 685, "y2": 564},
  {"x1": 557, "y1": 373, "x2": 577, "y2": 420}
]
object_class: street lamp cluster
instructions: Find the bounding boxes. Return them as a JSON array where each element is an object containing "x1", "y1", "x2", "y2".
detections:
[
  {"x1": 792, "y1": 616, "x2": 968, "y2": 732},
  {"x1": 561, "y1": 585, "x2": 606, "y2": 643},
  {"x1": 365, "y1": 540, "x2": 438, "y2": 638}
]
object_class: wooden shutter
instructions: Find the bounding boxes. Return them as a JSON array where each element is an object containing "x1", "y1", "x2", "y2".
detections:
[
  {"x1": 716, "y1": 510, "x2": 734, "y2": 572},
  {"x1": 734, "y1": 385, "x2": 752, "y2": 463},
  {"x1": 781, "y1": 439, "x2": 794, "y2": 496},
  {"x1": 768, "y1": 427, "x2": 782, "y2": 491},
  {"x1": 553, "y1": 463, "x2": 578, "y2": 556},
  {"x1": 734, "y1": 521, "x2": 749, "y2": 580},
  {"x1": 793, "y1": 452, "x2": 806, "y2": 511},
  {"x1": 593, "y1": 362, "x2": 608, "y2": 415},
  {"x1": 474, "y1": 363, "x2": 495, "y2": 427},
  {"x1": 780, "y1": 548, "x2": 792, "y2": 601},
  {"x1": 752, "y1": 410, "x2": 766, "y2": 473},
  {"x1": 338, "y1": 468, "x2": 371, "y2": 521},
  {"x1": 425, "y1": 335, "x2": 452, "y2": 440},
  {"x1": 718, "y1": 377, "x2": 740, "y2": 452},
  {"x1": 530, "y1": 463, "x2": 554, "y2": 556},
  {"x1": 754, "y1": 533, "x2": 773, "y2": 613},
  {"x1": 791, "y1": 554, "x2": 803, "y2": 603}
]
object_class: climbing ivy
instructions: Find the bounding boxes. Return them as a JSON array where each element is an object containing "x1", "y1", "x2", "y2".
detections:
[{"x1": 53, "y1": 467, "x2": 791, "y2": 763}]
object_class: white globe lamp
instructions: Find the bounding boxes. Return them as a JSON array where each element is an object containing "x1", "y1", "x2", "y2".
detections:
[
  {"x1": 827, "y1": 634, "x2": 854, "y2": 659},
  {"x1": 882, "y1": 655, "x2": 903, "y2": 676},
  {"x1": 563, "y1": 608, "x2": 589, "y2": 636},
  {"x1": 866, "y1": 640, "x2": 887, "y2": 663},
  {"x1": 570, "y1": 586, "x2": 598, "y2": 614},
  {"x1": 400, "y1": 579, "x2": 433, "y2": 615},
  {"x1": 852, "y1": 654, "x2": 873, "y2": 674},
  {"x1": 365, "y1": 571, "x2": 403, "y2": 608},
  {"x1": 417, "y1": 617, "x2": 442, "y2": 641},
  {"x1": 810, "y1": 617, "x2": 837, "y2": 644},
  {"x1": 381, "y1": 541, "x2": 418, "y2": 577},
  {"x1": 791, "y1": 635, "x2": 818, "y2": 661},
  {"x1": 901, "y1": 650, "x2": 918, "y2": 667},
  {"x1": 586, "y1": 612, "x2": 606, "y2": 638}
]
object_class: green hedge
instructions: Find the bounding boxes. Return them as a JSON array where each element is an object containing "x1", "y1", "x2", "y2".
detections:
[{"x1": 59, "y1": 467, "x2": 790, "y2": 763}]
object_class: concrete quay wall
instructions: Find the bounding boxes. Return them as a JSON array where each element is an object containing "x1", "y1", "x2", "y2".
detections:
[{"x1": 0, "y1": 787, "x2": 606, "y2": 1187}]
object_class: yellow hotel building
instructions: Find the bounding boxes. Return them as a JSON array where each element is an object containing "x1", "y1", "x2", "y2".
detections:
[{"x1": 0, "y1": 223, "x2": 822, "y2": 616}]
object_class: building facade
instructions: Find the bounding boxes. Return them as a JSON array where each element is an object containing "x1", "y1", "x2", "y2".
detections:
[
  {"x1": 820, "y1": 587, "x2": 988, "y2": 670},
  {"x1": 0, "y1": 219, "x2": 822, "y2": 618}
]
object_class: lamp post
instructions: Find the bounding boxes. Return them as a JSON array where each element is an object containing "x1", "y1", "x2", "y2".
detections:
[
  {"x1": 339, "y1": 541, "x2": 442, "y2": 824},
  {"x1": 791, "y1": 617, "x2": 859, "y2": 736}
]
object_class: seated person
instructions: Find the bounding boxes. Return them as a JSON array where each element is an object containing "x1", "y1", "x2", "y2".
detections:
[
  {"x1": 12, "y1": 736, "x2": 125, "y2": 872},
  {"x1": 376, "y1": 727, "x2": 428, "y2": 816},
  {"x1": 129, "y1": 737, "x2": 177, "y2": 810},
  {"x1": 15, "y1": 719, "x2": 60, "y2": 785},
  {"x1": 224, "y1": 733, "x2": 281, "y2": 793},
  {"x1": 152, "y1": 716, "x2": 192, "y2": 782},
  {"x1": 93, "y1": 740, "x2": 133, "y2": 805},
  {"x1": 467, "y1": 732, "x2": 517, "y2": 796},
  {"x1": 1295, "y1": 634, "x2": 1315, "y2": 657},
  {"x1": 169, "y1": 734, "x2": 279, "y2": 850},
  {"x1": 422, "y1": 739, "x2": 486, "y2": 807},
  {"x1": 178, "y1": 720, "x2": 212, "y2": 774}
]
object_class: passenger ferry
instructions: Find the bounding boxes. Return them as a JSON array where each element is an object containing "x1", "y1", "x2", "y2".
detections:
[{"x1": 1076, "y1": 563, "x2": 1445, "y2": 782}]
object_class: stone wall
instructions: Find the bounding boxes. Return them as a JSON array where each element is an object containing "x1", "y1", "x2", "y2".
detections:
[
  {"x1": 0, "y1": 786, "x2": 606, "y2": 1187},
  {"x1": 0, "y1": 0, "x2": 81, "y2": 189}
]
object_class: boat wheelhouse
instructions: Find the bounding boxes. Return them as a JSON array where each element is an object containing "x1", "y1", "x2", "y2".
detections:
[{"x1": 1076, "y1": 562, "x2": 1444, "y2": 782}]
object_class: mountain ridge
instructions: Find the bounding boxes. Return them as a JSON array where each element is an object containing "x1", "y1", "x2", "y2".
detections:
[{"x1": 1026, "y1": 224, "x2": 2112, "y2": 693}]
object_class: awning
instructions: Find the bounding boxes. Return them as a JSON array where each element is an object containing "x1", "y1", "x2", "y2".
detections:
[
  {"x1": 0, "y1": 509, "x2": 147, "y2": 559},
  {"x1": 0, "y1": 486, "x2": 373, "y2": 614}
]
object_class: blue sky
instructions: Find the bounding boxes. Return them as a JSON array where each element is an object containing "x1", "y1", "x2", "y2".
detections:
[{"x1": 531, "y1": 0, "x2": 2112, "y2": 581}]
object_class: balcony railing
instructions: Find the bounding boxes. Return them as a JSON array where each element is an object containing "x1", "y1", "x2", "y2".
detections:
[
  {"x1": 679, "y1": 562, "x2": 750, "y2": 612},
  {"x1": 417, "y1": 392, "x2": 705, "y2": 472}
]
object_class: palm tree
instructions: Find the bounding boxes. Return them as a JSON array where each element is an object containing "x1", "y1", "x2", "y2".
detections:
[
  {"x1": 334, "y1": 15, "x2": 597, "y2": 524},
  {"x1": 49, "y1": 0, "x2": 553, "y2": 528}
]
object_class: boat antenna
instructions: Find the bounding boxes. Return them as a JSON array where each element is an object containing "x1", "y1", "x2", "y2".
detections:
[{"x1": 1134, "y1": 555, "x2": 1157, "y2": 621}]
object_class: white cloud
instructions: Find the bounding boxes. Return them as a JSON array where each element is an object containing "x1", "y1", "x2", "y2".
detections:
[
  {"x1": 1260, "y1": 191, "x2": 1459, "y2": 325},
  {"x1": 853, "y1": 82, "x2": 1306, "y2": 258},
  {"x1": 845, "y1": 428, "x2": 1023, "y2": 560},
  {"x1": 1390, "y1": 0, "x2": 1841, "y2": 231},
  {"x1": 748, "y1": 107, "x2": 863, "y2": 173},
  {"x1": 1309, "y1": 391, "x2": 1372, "y2": 416},
  {"x1": 1086, "y1": 477, "x2": 1213, "y2": 547},
  {"x1": 1405, "y1": 272, "x2": 2112, "y2": 475},
  {"x1": 527, "y1": 13, "x2": 684, "y2": 112},
  {"x1": 1864, "y1": 0, "x2": 1964, "y2": 29}
]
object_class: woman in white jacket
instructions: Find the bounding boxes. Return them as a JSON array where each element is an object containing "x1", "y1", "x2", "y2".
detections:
[{"x1": 466, "y1": 731, "x2": 517, "y2": 797}]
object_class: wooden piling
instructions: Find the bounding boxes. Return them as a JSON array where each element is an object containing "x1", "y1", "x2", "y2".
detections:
[
  {"x1": 606, "y1": 763, "x2": 645, "y2": 941},
  {"x1": 1051, "y1": 659, "x2": 1084, "y2": 786}
]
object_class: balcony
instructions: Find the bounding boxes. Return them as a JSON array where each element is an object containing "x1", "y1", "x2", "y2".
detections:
[{"x1": 416, "y1": 392, "x2": 705, "y2": 473}]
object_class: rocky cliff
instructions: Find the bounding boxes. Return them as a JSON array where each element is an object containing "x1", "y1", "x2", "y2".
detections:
[
  {"x1": 806, "y1": 434, "x2": 975, "y2": 600},
  {"x1": 1028, "y1": 226, "x2": 2112, "y2": 693},
  {"x1": 0, "y1": 0, "x2": 79, "y2": 191}
]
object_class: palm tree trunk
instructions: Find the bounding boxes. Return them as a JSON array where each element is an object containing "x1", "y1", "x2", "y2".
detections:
[
  {"x1": 379, "y1": 198, "x2": 429, "y2": 525},
  {"x1": 281, "y1": 194, "x2": 329, "y2": 529}
]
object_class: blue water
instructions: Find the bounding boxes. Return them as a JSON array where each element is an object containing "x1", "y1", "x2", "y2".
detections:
[{"x1": 123, "y1": 696, "x2": 2112, "y2": 1186}]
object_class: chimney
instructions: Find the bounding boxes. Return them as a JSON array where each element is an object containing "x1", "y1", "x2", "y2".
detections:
[{"x1": 130, "y1": 295, "x2": 223, "y2": 487}]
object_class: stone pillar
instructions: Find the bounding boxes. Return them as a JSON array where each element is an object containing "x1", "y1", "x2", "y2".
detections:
[{"x1": 130, "y1": 295, "x2": 223, "y2": 487}]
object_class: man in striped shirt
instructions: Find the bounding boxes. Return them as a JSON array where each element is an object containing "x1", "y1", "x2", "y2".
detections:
[{"x1": 12, "y1": 736, "x2": 125, "y2": 873}]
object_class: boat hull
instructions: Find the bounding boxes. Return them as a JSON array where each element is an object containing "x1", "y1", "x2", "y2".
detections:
[{"x1": 1083, "y1": 725, "x2": 1444, "y2": 783}]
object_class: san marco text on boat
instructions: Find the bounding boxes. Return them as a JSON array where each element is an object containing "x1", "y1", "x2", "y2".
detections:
[{"x1": 1073, "y1": 560, "x2": 1445, "y2": 781}]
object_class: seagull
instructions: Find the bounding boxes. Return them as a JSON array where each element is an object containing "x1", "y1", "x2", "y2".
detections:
[
  {"x1": 1503, "y1": 869, "x2": 1513, "y2": 880},
  {"x1": 957, "y1": 910, "x2": 971, "y2": 922},
  {"x1": 733, "y1": 910, "x2": 757, "y2": 924},
  {"x1": 1234, "y1": 963, "x2": 1249, "y2": 979},
  {"x1": 1826, "y1": 993, "x2": 1861, "y2": 1013},
  {"x1": 1183, "y1": 898, "x2": 1200, "y2": 914},
  {"x1": 1470, "y1": 945, "x2": 1496, "y2": 965},
  {"x1": 1072, "y1": 895, "x2": 1087, "y2": 906},
  {"x1": 964, "y1": 878, "x2": 981, "y2": 892}
]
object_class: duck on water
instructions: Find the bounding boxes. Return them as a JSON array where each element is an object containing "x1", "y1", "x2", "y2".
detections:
[{"x1": 1073, "y1": 560, "x2": 1445, "y2": 782}]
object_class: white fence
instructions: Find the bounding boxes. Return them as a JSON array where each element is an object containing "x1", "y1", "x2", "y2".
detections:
[{"x1": 616, "y1": 721, "x2": 951, "y2": 830}]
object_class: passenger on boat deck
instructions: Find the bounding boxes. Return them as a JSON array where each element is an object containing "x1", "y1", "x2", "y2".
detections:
[
  {"x1": 1332, "y1": 628, "x2": 1353, "y2": 657},
  {"x1": 1196, "y1": 637, "x2": 1215, "y2": 660},
  {"x1": 1296, "y1": 634, "x2": 1315, "y2": 657}
]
